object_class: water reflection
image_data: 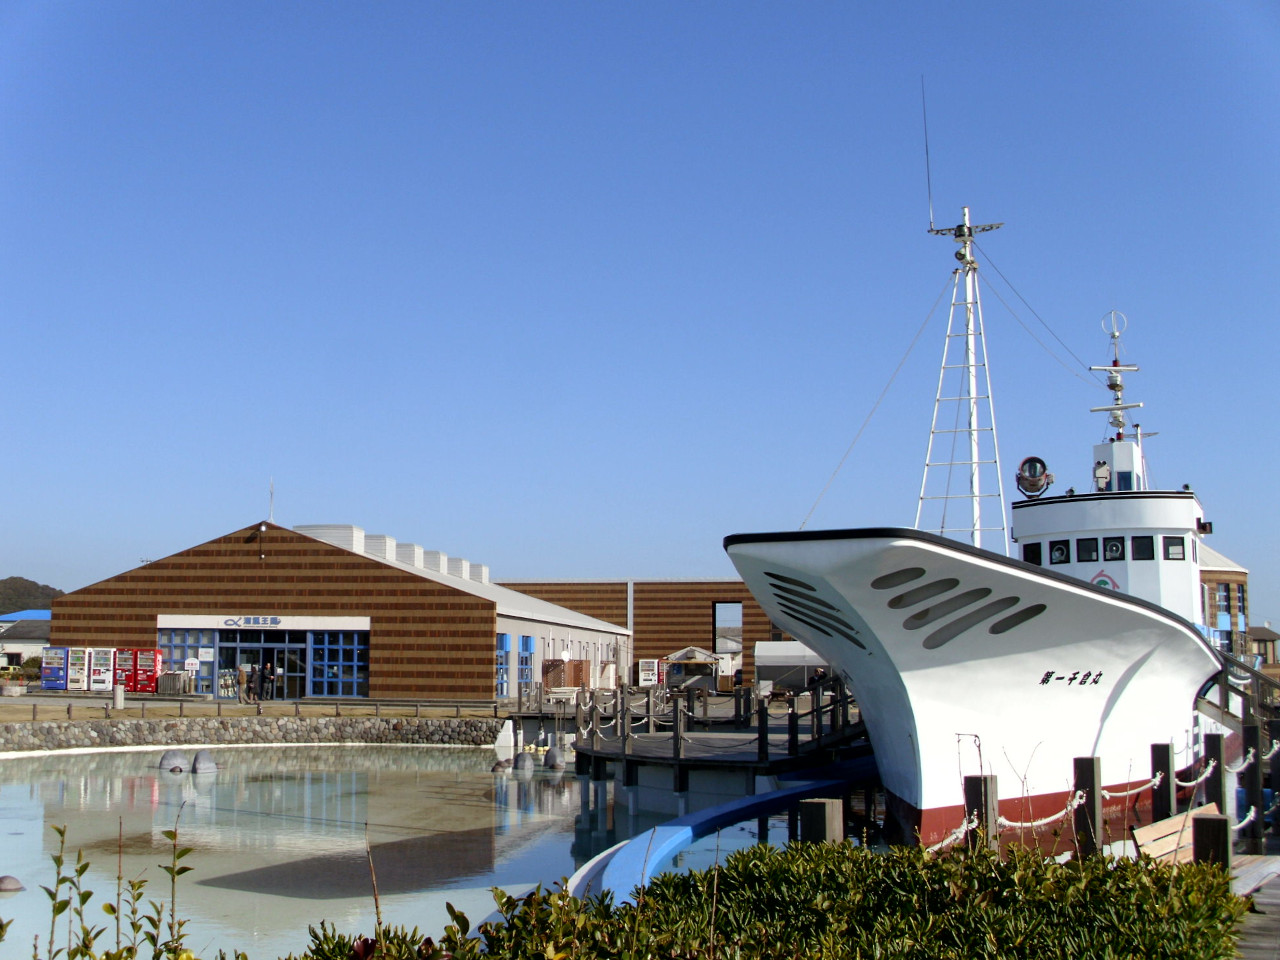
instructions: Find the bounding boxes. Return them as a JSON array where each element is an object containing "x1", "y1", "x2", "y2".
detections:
[
  {"x1": 0, "y1": 747, "x2": 601, "y2": 958},
  {"x1": 0, "y1": 747, "x2": 814, "y2": 957}
]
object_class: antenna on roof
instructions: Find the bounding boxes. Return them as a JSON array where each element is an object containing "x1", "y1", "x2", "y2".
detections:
[
  {"x1": 268, "y1": 478, "x2": 275, "y2": 524},
  {"x1": 921, "y1": 76, "x2": 936, "y2": 232}
]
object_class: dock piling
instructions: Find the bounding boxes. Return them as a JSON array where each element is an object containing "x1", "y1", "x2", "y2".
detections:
[
  {"x1": 1073, "y1": 756, "x2": 1102, "y2": 857},
  {"x1": 757, "y1": 701, "x2": 769, "y2": 763},
  {"x1": 964, "y1": 774, "x2": 999, "y2": 851},
  {"x1": 673, "y1": 701, "x2": 685, "y2": 760},
  {"x1": 799, "y1": 798, "x2": 843, "y2": 844},
  {"x1": 1204, "y1": 733, "x2": 1225, "y2": 812},
  {"x1": 1151, "y1": 743, "x2": 1175, "y2": 822},
  {"x1": 1243, "y1": 724, "x2": 1264, "y2": 854}
]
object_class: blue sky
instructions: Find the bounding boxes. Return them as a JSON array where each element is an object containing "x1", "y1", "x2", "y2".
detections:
[{"x1": 3, "y1": 3, "x2": 1279, "y2": 622}]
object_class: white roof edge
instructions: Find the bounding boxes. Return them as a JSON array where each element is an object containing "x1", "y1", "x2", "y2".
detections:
[
  {"x1": 291, "y1": 527, "x2": 631, "y2": 636},
  {"x1": 497, "y1": 577, "x2": 744, "y2": 584},
  {"x1": 1199, "y1": 542, "x2": 1248, "y2": 574}
]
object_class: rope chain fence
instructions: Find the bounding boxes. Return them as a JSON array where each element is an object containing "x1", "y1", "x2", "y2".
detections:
[
  {"x1": 996, "y1": 790, "x2": 1087, "y2": 830},
  {"x1": 1100, "y1": 771, "x2": 1163, "y2": 799}
]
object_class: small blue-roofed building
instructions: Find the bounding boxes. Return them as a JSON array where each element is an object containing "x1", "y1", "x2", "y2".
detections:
[
  {"x1": 0, "y1": 612, "x2": 51, "y2": 666},
  {"x1": 0, "y1": 609, "x2": 52, "y2": 621}
]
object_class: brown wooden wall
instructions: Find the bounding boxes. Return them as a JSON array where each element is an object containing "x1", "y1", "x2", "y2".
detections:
[
  {"x1": 51, "y1": 522, "x2": 498, "y2": 699},
  {"x1": 499, "y1": 580, "x2": 774, "y2": 681}
]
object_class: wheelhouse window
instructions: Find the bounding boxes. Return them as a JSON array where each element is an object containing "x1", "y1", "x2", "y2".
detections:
[
  {"x1": 1076, "y1": 538, "x2": 1099, "y2": 563},
  {"x1": 1103, "y1": 537, "x2": 1125, "y2": 562},
  {"x1": 1049, "y1": 540, "x2": 1070, "y2": 564},
  {"x1": 1132, "y1": 536, "x2": 1155, "y2": 561},
  {"x1": 1163, "y1": 536, "x2": 1186, "y2": 560},
  {"x1": 1022, "y1": 542, "x2": 1043, "y2": 566}
]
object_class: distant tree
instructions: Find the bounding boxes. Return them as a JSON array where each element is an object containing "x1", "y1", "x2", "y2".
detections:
[{"x1": 0, "y1": 576, "x2": 64, "y2": 615}]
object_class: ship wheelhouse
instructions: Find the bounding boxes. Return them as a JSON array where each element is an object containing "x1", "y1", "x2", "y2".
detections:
[{"x1": 1010, "y1": 488, "x2": 1206, "y2": 625}]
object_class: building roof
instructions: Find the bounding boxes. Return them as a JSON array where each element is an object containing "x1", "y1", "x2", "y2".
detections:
[
  {"x1": 1249, "y1": 625, "x2": 1280, "y2": 643},
  {"x1": 0, "y1": 609, "x2": 51, "y2": 621},
  {"x1": 291, "y1": 524, "x2": 630, "y2": 637},
  {"x1": 0, "y1": 619, "x2": 51, "y2": 641},
  {"x1": 755, "y1": 640, "x2": 827, "y2": 667},
  {"x1": 1200, "y1": 542, "x2": 1248, "y2": 574}
]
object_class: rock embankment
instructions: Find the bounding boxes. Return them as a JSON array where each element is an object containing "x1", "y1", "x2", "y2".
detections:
[{"x1": 0, "y1": 715, "x2": 504, "y2": 753}]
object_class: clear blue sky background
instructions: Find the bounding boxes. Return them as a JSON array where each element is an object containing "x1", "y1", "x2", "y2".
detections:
[{"x1": 3, "y1": 3, "x2": 1278, "y2": 622}]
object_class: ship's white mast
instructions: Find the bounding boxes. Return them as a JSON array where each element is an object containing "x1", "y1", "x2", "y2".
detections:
[{"x1": 915, "y1": 207, "x2": 1009, "y2": 554}]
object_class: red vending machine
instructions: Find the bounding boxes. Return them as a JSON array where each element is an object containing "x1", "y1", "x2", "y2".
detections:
[
  {"x1": 133, "y1": 650, "x2": 162, "y2": 693},
  {"x1": 113, "y1": 649, "x2": 136, "y2": 691}
]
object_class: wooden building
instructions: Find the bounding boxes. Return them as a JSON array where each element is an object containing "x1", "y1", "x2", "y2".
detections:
[
  {"x1": 50, "y1": 521, "x2": 630, "y2": 701},
  {"x1": 496, "y1": 579, "x2": 783, "y2": 683}
]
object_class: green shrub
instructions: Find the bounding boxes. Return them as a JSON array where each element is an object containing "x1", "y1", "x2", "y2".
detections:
[
  {"x1": 2, "y1": 835, "x2": 1249, "y2": 959},
  {"x1": 424, "y1": 842, "x2": 1247, "y2": 960}
]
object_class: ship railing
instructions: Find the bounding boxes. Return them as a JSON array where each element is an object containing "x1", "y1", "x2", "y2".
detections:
[
  {"x1": 948, "y1": 729, "x2": 1273, "y2": 860},
  {"x1": 1215, "y1": 651, "x2": 1280, "y2": 725}
]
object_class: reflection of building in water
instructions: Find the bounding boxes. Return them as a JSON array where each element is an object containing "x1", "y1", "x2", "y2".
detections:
[{"x1": 14, "y1": 748, "x2": 597, "y2": 901}]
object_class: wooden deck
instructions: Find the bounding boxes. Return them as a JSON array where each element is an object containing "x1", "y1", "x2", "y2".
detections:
[{"x1": 1237, "y1": 862, "x2": 1280, "y2": 959}]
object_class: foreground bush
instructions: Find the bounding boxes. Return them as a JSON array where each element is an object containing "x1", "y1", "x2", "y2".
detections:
[
  {"x1": 410, "y1": 842, "x2": 1247, "y2": 960},
  {"x1": 3, "y1": 835, "x2": 1249, "y2": 959}
]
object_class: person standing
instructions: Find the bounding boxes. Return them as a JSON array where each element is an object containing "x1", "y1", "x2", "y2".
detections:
[
  {"x1": 236, "y1": 663, "x2": 250, "y2": 704},
  {"x1": 262, "y1": 660, "x2": 275, "y2": 700},
  {"x1": 248, "y1": 664, "x2": 260, "y2": 703}
]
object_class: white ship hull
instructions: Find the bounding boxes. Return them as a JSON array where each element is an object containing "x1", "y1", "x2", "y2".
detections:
[{"x1": 726, "y1": 526, "x2": 1222, "y2": 845}]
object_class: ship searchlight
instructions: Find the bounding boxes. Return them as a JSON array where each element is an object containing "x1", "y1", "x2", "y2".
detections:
[{"x1": 1016, "y1": 457, "x2": 1053, "y2": 498}]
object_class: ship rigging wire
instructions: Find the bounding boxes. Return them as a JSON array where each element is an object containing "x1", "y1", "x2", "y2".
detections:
[
  {"x1": 800, "y1": 235, "x2": 1107, "y2": 530},
  {"x1": 798, "y1": 275, "x2": 952, "y2": 530},
  {"x1": 973, "y1": 239, "x2": 1106, "y2": 389}
]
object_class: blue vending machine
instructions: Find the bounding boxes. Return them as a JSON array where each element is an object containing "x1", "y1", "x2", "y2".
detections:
[{"x1": 41, "y1": 646, "x2": 68, "y2": 691}]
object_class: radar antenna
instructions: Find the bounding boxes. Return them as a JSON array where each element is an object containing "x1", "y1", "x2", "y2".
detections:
[
  {"x1": 915, "y1": 207, "x2": 1009, "y2": 554},
  {"x1": 1088, "y1": 311, "x2": 1142, "y2": 441}
]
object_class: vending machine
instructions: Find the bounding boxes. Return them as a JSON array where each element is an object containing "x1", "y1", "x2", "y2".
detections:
[
  {"x1": 65, "y1": 648, "x2": 90, "y2": 691},
  {"x1": 41, "y1": 647, "x2": 68, "y2": 691},
  {"x1": 133, "y1": 650, "x2": 161, "y2": 694},
  {"x1": 113, "y1": 649, "x2": 135, "y2": 691},
  {"x1": 88, "y1": 648, "x2": 114, "y2": 692}
]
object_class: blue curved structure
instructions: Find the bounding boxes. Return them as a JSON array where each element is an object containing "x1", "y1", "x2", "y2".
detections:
[{"x1": 573, "y1": 755, "x2": 877, "y2": 904}]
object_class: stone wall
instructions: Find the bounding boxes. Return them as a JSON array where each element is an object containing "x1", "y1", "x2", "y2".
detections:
[{"x1": 0, "y1": 715, "x2": 505, "y2": 753}]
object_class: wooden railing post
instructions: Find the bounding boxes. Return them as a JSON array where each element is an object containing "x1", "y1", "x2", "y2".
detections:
[
  {"x1": 1204, "y1": 733, "x2": 1225, "y2": 813},
  {"x1": 964, "y1": 774, "x2": 998, "y2": 851},
  {"x1": 621, "y1": 690, "x2": 632, "y2": 756},
  {"x1": 1193, "y1": 813, "x2": 1232, "y2": 869},
  {"x1": 1244, "y1": 724, "x2": 1264, "y2": 854},
  {"x1": 1151, "y1": 743, "x2": 1175, "y2": 823},
  {"x1": 1269, "y1": 719, "x2": 1280, "y2": 835},
  {"x1": 673, "y1": 701, "x2": 685, "y2": 760},
  {"x1": 757, "y1": 701, "x2": 769, "y2": 763},
  {"x1": 647, "y1": 687, "x2": 657, "y2": 734},
  {"x1": 1074, "y1": 756, "x2": 1102, "y2": 857},
  {"x1": 788, "y1": 704, "x2": 799, "y2": 756}
]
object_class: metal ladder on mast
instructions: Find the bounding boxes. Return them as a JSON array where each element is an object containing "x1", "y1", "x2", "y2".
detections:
[{"x1": 914, "y1": 207, "x2": 1009, "y2": 555}]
